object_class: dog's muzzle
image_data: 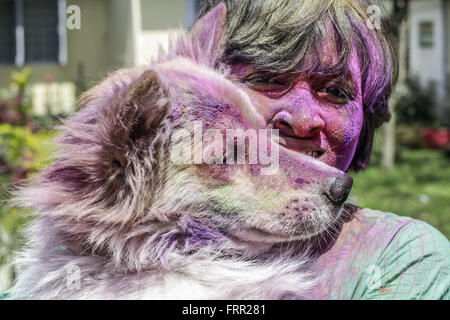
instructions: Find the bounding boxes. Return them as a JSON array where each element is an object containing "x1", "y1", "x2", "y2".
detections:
[{"x1": 323, "y1": 175, "x2": 353, "y2": 205}]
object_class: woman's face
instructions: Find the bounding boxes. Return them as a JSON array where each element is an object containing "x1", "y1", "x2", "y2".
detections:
[{"x1": 232, "y1": 51, "x2": 364, "y2": 172}]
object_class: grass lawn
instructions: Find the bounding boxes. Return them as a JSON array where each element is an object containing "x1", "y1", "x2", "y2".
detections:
[{"x1": 350, "y1": 148, "x2": 450, "y2": 239}]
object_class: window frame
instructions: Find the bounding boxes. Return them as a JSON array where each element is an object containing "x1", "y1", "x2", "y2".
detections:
[
  {"x1": 419, "y1": 21, "x2": 434, "y2": 49},
  {"x1": 5, "y1": 0, "x2": 67, "y2": 66}
]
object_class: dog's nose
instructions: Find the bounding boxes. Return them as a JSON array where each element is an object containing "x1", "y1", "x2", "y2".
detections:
[{"x1": 324, "y1": 175, "x2": 353, "y2": 205}]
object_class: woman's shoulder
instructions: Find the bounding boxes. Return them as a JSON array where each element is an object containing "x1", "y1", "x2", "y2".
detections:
[
  {"x1": 354, "y1": 207, "x2": 419, "y2": 227},
  {"x1": 358, "y1": 208, "x2": 449, "y2": 299},
  {"x1": 356, "y1": 208, "x2": 449, "y2": 264},
  {"x1": 312, "y1": 207, "x2": 450, "y2": 300},
  {"x1": 347, "y1": 207, "x2": 448, "y2": 249}
]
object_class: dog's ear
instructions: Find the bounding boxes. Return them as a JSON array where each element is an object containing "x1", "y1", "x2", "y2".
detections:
[
  {"x1": 32, "y1": 69, "x2": 171, "y2": 223},
  {"x1": 105, "y1": 70, "x2": 170, "y2": 168},
  {"x1": 190, "y1": 2, "x2": 227, "y2": 65}
]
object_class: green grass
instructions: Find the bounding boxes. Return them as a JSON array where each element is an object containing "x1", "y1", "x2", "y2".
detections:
[{"x1": 350, "y1": 148, "x2": 450, "y2": 239}]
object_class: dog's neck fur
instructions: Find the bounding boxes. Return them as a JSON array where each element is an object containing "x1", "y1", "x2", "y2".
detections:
[{"x1": 11, "y1": 216, "x2": 316, "y2": 299}]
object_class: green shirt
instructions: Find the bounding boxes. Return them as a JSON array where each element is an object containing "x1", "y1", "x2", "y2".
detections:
[{"x1": 311, "y1": 208, "x2": 450, "y2": 299}]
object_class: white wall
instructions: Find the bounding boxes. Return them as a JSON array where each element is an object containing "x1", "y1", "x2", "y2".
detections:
[
  {"x1": 409, "y1": 0, "x2": 446, "y2": 113},
  {"x1": 133, "y1": 0, "x2": 191, "y2": 66}
]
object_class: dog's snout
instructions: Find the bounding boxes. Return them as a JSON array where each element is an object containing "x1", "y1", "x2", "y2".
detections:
[{"x1": 324, "y1": 175, "x2": 353, "y2": 205}]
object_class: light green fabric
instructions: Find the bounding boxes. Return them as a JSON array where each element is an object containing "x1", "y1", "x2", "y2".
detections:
[
  {"x1": 0, "y1": 290, "x2": 10, "y2": 300},
  {"x1": 360, "y1": 217, "x2": 449, "y2": 299},
  {"x1": 313, "y1": 209, "x2": 450, "y2": 300}
]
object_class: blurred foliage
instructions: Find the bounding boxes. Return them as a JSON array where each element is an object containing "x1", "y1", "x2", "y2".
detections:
[
  {"x1": 10, "y1": 68, "x2": 33, "y2": 92},
  {"x1": 0, "y1": 125, "x2": 55, "y2": 290},
  {"x1": 0, "y1": 67, "x2": 58, "y2": 291},
  {"x1": 352, "y1": 147, "x2": 450, "y2": 239},
  {"x1": 395, "y1": 124, "x2": 423, "y2": 149},
  {"x1": 0, "y1": 68, "x2": 35, "y2": 130},
  {"x1": 364, "y1": 110, "x2": 449, "y2": 238},
  {"x1": 0, "y1": 124, "x2": 55, "y2": 183},
  {"x1": 394, "y1": 76, "x2": 438, "y2": 127},
  {"x1": 1, "y1": 68, "x2": 69, "y2": 132}
]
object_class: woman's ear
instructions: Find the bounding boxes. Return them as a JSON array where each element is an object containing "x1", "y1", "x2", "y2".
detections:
[{"x1": 190, "y1": 2, "x2": 227, "y2": 66}]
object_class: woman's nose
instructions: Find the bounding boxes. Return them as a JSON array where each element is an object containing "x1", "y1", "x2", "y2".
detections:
[{"x1": 272, "y1": 109, "x2": 325, "y2": 138}]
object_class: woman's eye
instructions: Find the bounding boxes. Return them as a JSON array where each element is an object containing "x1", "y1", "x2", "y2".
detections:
[
  {"x1": 317, "y1": 87, "x2": 349, "y2": 105},
  {"x1": 244, "y1": 74, "x2": 291, "y2": 93}
]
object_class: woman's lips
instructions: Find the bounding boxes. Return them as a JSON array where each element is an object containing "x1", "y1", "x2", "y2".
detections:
[{"x1": 277, "y1": 134, "x2": 325, "y2": 159}]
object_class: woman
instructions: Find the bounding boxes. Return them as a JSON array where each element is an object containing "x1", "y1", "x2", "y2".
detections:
[{"x1": 197, "y1": 0, "x2": 449, "y2": 299}]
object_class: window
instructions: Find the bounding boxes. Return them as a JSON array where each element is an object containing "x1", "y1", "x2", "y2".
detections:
[
  {"x1": 0, "y1": 0, "x2": 15, "y2": 64},
  {"x1": 419, "y1": 21, "x2": 434, "y2": 48},
  {"x1": 0, "y1": 0, "x2": 67, "y2": 65}
]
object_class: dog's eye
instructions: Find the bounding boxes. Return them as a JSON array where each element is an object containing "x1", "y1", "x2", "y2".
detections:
[{"x1": 316, "y1": 86, "x2": 349, "y2": 105}]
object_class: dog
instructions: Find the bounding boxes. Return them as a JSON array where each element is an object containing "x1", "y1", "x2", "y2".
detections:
[{"x1": 9, "y1": 4, "x2": 353, "y2": 299}]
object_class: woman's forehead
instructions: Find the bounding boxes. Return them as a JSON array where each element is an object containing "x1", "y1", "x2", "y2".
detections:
[
  {"x1": 314, "y1": 40, "x2": 362, "y2": 85},
  {"x1": 231, "y1": 46, "x2": 362, "y2": 92}
]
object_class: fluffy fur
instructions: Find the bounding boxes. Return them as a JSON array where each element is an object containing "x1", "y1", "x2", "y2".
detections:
[{"x1": 9, "y1": 4, "x2": 350, "y2": 299}]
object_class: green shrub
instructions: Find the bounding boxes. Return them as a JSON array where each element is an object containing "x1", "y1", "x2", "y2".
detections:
[
  {"x1": 395, "y1": 124, "x2": 423, "y2": 151},
  {"x1": 395, "y1": 76, "x2": 437, "y2": 126},
  {"x1": 352, "y1": 148, "x2": 450, "y2": 239},
  {"x1": 0, "y1": 124, "x2": 55, "y2": 291}
]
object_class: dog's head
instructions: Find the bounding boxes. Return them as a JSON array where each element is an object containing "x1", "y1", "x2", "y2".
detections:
[
  {"x1": 148, "y1": 55, "x2": 353, "y2": 243},
  {"x1": 21, "y1": 4, "x2": 353, "y2": 265}
]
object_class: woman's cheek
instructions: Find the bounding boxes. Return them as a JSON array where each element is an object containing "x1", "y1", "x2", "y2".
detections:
[
  {"x1": 326, "y1": 102, "x2": 362, "y2": 144},
  {"x1": 324, "y1": 102, "x2": 364, "y2": 170}
]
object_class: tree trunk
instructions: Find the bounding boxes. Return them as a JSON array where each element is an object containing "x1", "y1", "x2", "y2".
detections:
[{"x1": 382, "y1": 20, "x2": 408, "y2": 170}]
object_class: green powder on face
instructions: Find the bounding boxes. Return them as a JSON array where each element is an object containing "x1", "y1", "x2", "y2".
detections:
[{"x1": 203, "y1": 184, "x2": 298, "y2": 215}]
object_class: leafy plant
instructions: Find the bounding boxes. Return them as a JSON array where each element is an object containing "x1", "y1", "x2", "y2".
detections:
[
  {"x1": 352, "y1": 148, "x2": 450, "y2": 239},
  {"x1": 395, "y1": 76, "x2": 437, "y2": 126},
  {"x1": 0, "y1": 68, "x2": 35, "y2": 130},
  {"x1": 0, "y1": 124, "x2": 55, "y2": 291}
]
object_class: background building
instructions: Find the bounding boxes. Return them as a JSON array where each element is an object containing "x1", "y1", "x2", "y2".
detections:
[
  {"x1": 0, "y1": 0, "x2": 198, "y2": 115},
  {"x1": 408, "y1": 0, "x2": 450, "y2": 120},
  {"x1": 0, "y1": 0, "x2": 449, "y2": 121}
]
